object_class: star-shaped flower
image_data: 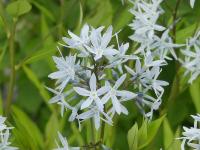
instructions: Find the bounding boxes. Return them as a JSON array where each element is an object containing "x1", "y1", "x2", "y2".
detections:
[
  {"x1": 48, "y1": 54, "x2": 80, "y2": 91},
  {"x1": 73, "y1": 73, "x2": 109, "y2": 111},
  {"x1": 101, "y1": 74, "x2": 137, "y2": 114}
]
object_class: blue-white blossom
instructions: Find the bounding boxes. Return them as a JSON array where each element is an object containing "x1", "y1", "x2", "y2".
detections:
[
  {"x1": 179, "y1": 114, "x2": 200, "y2": 150},
  {"x1": 129, "y1": 0, "x2": 165, "y2": 42},
  {"x1": 180, "y1": 30, "x2": 200, "y2": 83},
  {"x1": 78, "y1": 106, "x2": 113, "y2": 130},
  {"x1": 101, "y1": 74, "x2": 137, "y2": 115},
  {"x1": 62, "y1": 25, "x2": 119, "y2": 60},
  {"x1": 0, "y1": 116, "x2": 18, "y2": 150},
  {"x1": 49, "y1": 17, "x2": 169, "y2": 130},
  {"x1": 48, "y1": 53, "x2": 80, "y2": 91},
  {"x1": 73, "y1": 73, "x2": 109, "y2": 111}
]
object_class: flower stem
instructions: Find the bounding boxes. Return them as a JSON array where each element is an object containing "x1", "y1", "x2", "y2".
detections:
[
  {"x1": 5, "y1": 19, "x2": 17, "y2": 116},
  {"x1": 90, "y1": 119, "x2": 97, "y2": 150},
  {"x1": 172, "y1": 0, "x2": 182, "y2": 44},
  {"x1": 100, "y1": 120, "x2": 105, "y2": 143},
  {"x1": 167, "y1": 0, "x2": 182, "y2": 106}
]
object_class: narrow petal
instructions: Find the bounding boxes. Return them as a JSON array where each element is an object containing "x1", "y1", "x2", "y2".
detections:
[
  {"x1": 125, "y1": 65, "x2": 136, "y2": 76},
  {"x1": 135, "y1": 59, "x2": 141, "y2": 73},
  {"x1": 94, "y1": 98, "x2": 104, "y2": 111},
  {"x1": 114, "y1": 74, "x2": 126, "y2": 89},
  {"x1": 90, "y1": 73, "x2": 97, "y2": 91},
  {"x1": 97, "y1": 86, "x2": 110, "y2": 96},
  {"x1": 116, "y1": 90, "x2": 137, "y2": 99},
  {"x1": 78, "y1": 110, "x2": 94, "y2": 120},
  {"x1": 48, "y1": 71, "x2": 66, "y2": 79},
  {"x1": 111, "y1": 96, "x2": 121, "y2": 114},
  {"x1": 121, "y1": 104, "x2": 129, "y2": 115},
  {"x1": 101, "y1": 92, "x2": 111, "y2": 104},
  {"x1": 101, "y1": 26, "x2": 113, "y2": 48},
  {"x1": 73, "y1": 87, "x2": 90, "y2": 96},
  {"x1": 81, "y1": 97, "x2": 93, "y2": 110},
  {"x1": 103, "y1": 48, "x2": 119, "y2": 56},
  {"x1": 190, "y1": 0, "x2": 195, "y2": 8}
]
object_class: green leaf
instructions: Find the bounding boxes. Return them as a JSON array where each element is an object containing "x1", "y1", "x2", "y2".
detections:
[
  {"x1": 163, "y1": 119, "x2": 174, "y2": 149},
  {"x1": 85, "y1": 0, "x2": 113, "y2": 27},
  {"x1": 0, "y1": 91, "x2": 3, "y2": 115},
  {"x1": 113, "y1": 5, "x2": 133, "y2": 31},
  {"x1": 22, "y1": 65, "x2": 54, "y2": 112},
  {"x1": 176, "y1": 23, "x2": 196, "y2": 43},
  {"x1": 168, "y1": 127, "x2": 182, "y2": 150},
  {"x1": 127, "y1": 123, "x2": 138, "y2": 150},
  {"x1": 189, "y1": 77, "x2": 200, "y2": 113},
  {"x1": 6, "y1": 0, "x2": 32, "y2": 17},
  {"x1": 24, "y1": 48, "x2": 56, "y2": 64},
  {"x1": 30, "y1": 0, "x2": 55, "y2": 22},
  {"x1": 138, "y1": 119, "x2": 148, "y2": 146},
  {"x1": 68, "y1": 123, "x2": 84, "y2": 146},
  {"x1": 139, "y1": 115, "x2": 166, "y2": 149},
  {"x1": 44, "y1": 113, "x2": 59, "y2": 149},
  {"x1": 75, "y1": 1, "x2": 83, "y2": 31},
  {"x1": 40, "y1": 14, "x2": 54, "y2": 44},
  {"x1": 12, "y1": 106, "x2": 43, "y2": 150}
]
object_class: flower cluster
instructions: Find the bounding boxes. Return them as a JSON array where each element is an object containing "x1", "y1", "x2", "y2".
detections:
[
  {"x1": 0, "y1": 116, "x2": 18, "y2": 150},
  {"x1": 128, "y1": 0, "x2": 182, "y2": 118},
  {"x1": 48, "y1": 0, "x2": 172, "y2": 131},
  {"x1": 129, "y1": 0, "x2": 181, "y2": 60},
  {"x1": 48, "y1": 25, "x2": 138, "y2": 130},
  {"x1": 180, "y1": 31, "x2": 200, "y2": 83},
  {"x1": 179, "y1": 114, "x2": 200, "y2": 150}
]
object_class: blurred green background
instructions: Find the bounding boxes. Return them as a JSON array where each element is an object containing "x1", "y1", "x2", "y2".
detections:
[{"x1": 0, "y1": 0, "x2": 200, "y2": 149}]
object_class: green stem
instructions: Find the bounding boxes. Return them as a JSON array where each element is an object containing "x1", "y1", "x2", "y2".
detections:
[
  {"x1": 172, "y1": 0, "x2": 182, "y2": 44},
  {"x1": 90, "y1": 119, "x2": 96, "y2": 145},
  {"x1": 58, "y1": 0, "x2": 64, "y2": 37},
  {"x1": 100, "y1": 120, "x2": 105, "y2": 143},
  {"x1": 5, "y1": 19, "x2": 17, "y2": 116},
  {"x1": 166, "y1": 0, "x2": 182, "y2": 108}
]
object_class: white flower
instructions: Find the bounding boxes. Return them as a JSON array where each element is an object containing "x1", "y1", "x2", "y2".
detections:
[
  {"x1": 179, "y1": 114, "x2": 200, "y2": 150},
  {"x1": 107, "y1": 101, "x2": 129, "y2": 118},
  {"x1": 73, "y1": 73, "x2": 109, "y2": 111},
  {"x1": 54, "y1": 132, "x2": 80, "y2": 150},
  {"x1": 190, "y1": 0, "x2": 196, "y2": 8},
  {"x1": 0, "y1": 116, "x2": 18, "y2": 150},
  {"x1": 0, "y1": 117, "x2": 7, "y2": 131},
  {"x1": 144, "y1": 51, "x2": 166, "y2": 67},
  {"x1": 62, "y1": 24, "x2": 90, "y2": 52},
  {"x1": 48, "y1": 54, "x2": 80, "y2": 91},
  {"x1": 129, "y1": 0, "x2": 165, "y2": 41},
  {"x1": 78, "y1": 106, "x2": 112, "y2": 130},
  {"x1": 85, "y1": 26, "x2": 119, "y2": 60},
  {"x1": 125, "y1": 58, "x2": 167, "y2": 119},
  {"x1": 125, "y1": 60, "x2": 168, "y2": 96},
  {"x1": 180, "y1": 30, "x2": 200, "y2": 83},
  {"x1": 141, "y1": 66, "x2": 168, "y2": 96},
  {"x1": 101, "y1": 74, "x2": 137, "y2": 114},
  {"x1": 106, "y1": 37, "x2": 138, "y2": 73},
  {"x1": 152, "y1": 29, "x2": 182, "y2": 60},
  {"x1": 134, "y1": 91, "x2": 162, "y2": 120},
  {"x1": 46, "y1": 87, "x2": 74, "y2": 104},
  {"x1": 62, "y1": 25, "x2": 119, "y2": 60},
  {"x1": 125, "y1": 59, "x2": 145, "y2": 82}
]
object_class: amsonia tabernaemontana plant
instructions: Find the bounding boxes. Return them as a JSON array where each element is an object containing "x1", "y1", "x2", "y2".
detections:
[{"x1": 0, "y1": 0, "x2": 200, "y2": 149}]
